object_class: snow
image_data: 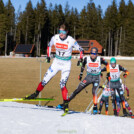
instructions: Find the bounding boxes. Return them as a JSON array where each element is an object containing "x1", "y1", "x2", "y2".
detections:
[{"x1": 0, "y1": 102, "x2": 134, "y2": 134}]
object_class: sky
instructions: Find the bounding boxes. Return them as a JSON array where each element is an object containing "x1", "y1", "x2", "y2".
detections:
[{"x1": 3, "y1": 0, "x2": 134, "y2": 15}]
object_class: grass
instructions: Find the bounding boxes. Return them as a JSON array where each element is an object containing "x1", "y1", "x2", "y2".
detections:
[{"x1": 0, "y1": 57, "x2": 134, "y2": 116}]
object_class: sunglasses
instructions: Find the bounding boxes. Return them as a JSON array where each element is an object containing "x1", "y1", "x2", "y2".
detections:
[
  {"x1": 91, "y1": 53, "x2": 97, "y2": 55},
  {"x1": 58, "y1": 30, "x2": 67, "y2": 34}
]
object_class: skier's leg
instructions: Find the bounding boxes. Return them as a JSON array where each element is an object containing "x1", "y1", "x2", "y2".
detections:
[
  {"x1": 60, "y1": 61, "x2": 71, "y2": 112},
  {"x1": 105, "y1": 97, "x2": 109, "y2": 115},
  {"x1": 98, "y1": 97, "x2": 104, "y2": 114},
  {"x1": 111, "y1": 89, "x2": 117, "y2": 115},
  {"x1": 116, "y1": 96, "x2": 121, "y2": 116},
  {"x1": 92, "y1": 76, "x2": 100, "y2": 114},
  {"x1": 124, "y1": 99, "x2": 133, "y2": 115},
  {"x1": 69, "y1": 75, "x2": 92, "y2": 102},
  {"x1": 117, "y1": 86, "x2": 128, "y2": 115},
  {"x1": 25, "y1": 60, "x2": 59, "y2": 99}
]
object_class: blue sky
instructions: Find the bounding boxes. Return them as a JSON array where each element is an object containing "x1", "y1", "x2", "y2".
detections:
[{"x1": 3, "y1": 0, "x2": 134, "y2": 15}]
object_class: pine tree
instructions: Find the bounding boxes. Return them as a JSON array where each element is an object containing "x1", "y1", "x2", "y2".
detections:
[
  {"x1": 34, "y1": 0, "x2": 49, "y2": 55},
  {"x1": 0, "y1": 0, "x2": 5, "y2": 14},
  {"x1": 86, "y1": 0, "x2": 99, "y2": 39},
  {"x1": 68, "y1": 8, "x2": 79, "y2": 38},
  {"x1": 103, "y1": 0, "x2": 118, "y2": 56},
  {"x1": 17, "y1": 0, "x2": 35, "y2": 44},
  {"x1": 4, "y1": 0, "x2": 15, "y2": 54},
  {"x1": 123, "y1": 0, "x2": 134, "y2": 55},
  {"x1": 79, "y1": 6, "x2": 87, "y2": 39},
  {"x1": 0, "y1": 0, "x2": 7, "y2": 54}
]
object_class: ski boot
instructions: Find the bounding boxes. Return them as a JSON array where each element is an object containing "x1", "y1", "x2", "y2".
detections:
[
  {"x1": 25, "y1": 90, "x2": 39, "y2": 99},
  {"x1": 63, "y1": 100, "x2": 69, "y2": 113},
  {"x1": 105, "y1": 111, "x2": 108, "y2": 115},
  {"x1": 93, "y1": 105, "x2": 98, "y2": 115},
  {"x1": 56, "y1": 104, "x2": 63, "y2": 109},
  {"x1": 114, "y1": 109, "x2": 117, "y2": 116},
  {"x1": 117, "y1": 108, "x2": 120, "y2": 116},
  {"x1": 129, "y1": 112, "x2": 133, "y2": 116},
  {"x1": 123, "y1": 108, "x2": 128, "y2": 117},
  {"x1": 98, "y1": 110, "x2": 101, "y2": 114}
]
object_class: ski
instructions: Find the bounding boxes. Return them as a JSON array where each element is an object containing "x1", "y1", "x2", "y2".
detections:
[
  {"x1": 36, "y1": 105, "x2": 63, "y2": 110},
  {"x1": 0, "y1": 98, "x2": 54, "y2": 102},
  {"x1": 61, "y1": 111, "x2": 69, "y2": 116},
  {"x1": 121, "y1": 114, "x2": 134, "y2": 119},
  {"x1": 131, "y1": 115, "x2": 134, "y2": 119}
]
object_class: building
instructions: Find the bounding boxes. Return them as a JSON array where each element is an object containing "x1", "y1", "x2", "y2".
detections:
[{"x1": 14, "y1": 44, "x2": 35, "y2": 57}]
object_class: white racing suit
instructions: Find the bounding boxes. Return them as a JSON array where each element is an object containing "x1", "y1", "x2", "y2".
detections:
[{"x1": 37, "y1": 34, "x2": 83, "y2": 101}]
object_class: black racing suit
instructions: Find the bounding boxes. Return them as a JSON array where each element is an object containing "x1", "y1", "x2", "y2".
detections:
[{"x1": 69, "y1": 57, "x2": 108, "y2": 107}]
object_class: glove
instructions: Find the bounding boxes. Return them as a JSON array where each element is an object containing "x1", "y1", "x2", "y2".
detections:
[
  {"x1": 46, "y1": 56, "x2": 50, "y2": 63},
  {"x1": 77, "y1": 59, "x2": 83, "y2": 66},
  {"x1": 106, "y1": 76, "x2": 111, "y2": 81},
  {"x1": 78, "y1": 73, "x2": 83, "y2": 80},
  {"x1": 126, "y1": 96, "x2": 129, "y2": 100},
  {"x1": 123, "y1": 74, "x2": 127, "y2": 78}
]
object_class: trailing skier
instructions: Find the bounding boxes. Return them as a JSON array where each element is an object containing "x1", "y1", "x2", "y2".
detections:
[
  {"x1": 115, "y1": 79, "x2": 133, "y2": 116},
  {"x1": 98, "y1": 83, "x2": 111, "y2": 115},
  {"x1": 101, "y1": 57, "x2": 129, "y2": 116},
  {"x1": 67, "y1": 47, "x2": 109, "y2": 114}
]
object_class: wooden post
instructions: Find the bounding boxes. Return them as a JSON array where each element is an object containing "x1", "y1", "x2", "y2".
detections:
[{"x1": 5, "y1": 33, "x2": 7, "y2": 56}]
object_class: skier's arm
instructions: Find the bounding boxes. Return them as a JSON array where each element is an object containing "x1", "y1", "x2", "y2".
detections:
[
  {"x1": 125, "y1": 86, "x2": 129, "y2": 97},
  {"x1": 119, "y1": 65, "x2": 129, "y2": 78},
  {"x1": 73, "y1": 41, "x2": 84, "y2": 66},
  {"x1": 78, "y1": 57, "x2": 87, "y2": 80},
  {"x1": 101, "y1": 58, "x2": 109, "y2": 73},
  {"x1": 47, "y1": 36, "x2": 55, "y2": 62},
  {"x1": 101, "y1": 67, "x2": 106, "y2": 72}
]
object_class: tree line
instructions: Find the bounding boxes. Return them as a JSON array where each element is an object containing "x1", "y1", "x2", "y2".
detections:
[{"x1": 0, "y1": 0, "x2": 134, "y2": 56}]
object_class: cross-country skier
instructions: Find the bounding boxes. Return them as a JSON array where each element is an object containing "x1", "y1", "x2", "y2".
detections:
[
  {"x1": 67, "y1": 47, "x2": 109, "y2": 114},
  {"x1": 25, "y1": 23, "x2": 84, "y2": 113},
  {"x1": 98, "y1": 83, "x2": 111, "y2": 115},
  {"x1": 101, "y1": 57, "x2": 129, "y2": 116},
  {"x1": 115, "y1": 79, "x2": 133, "y2": 116}
]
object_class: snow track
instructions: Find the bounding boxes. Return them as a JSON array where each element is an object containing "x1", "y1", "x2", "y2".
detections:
[{"x1": 0, "y1": 102, "x2": 134, "y2": 134}]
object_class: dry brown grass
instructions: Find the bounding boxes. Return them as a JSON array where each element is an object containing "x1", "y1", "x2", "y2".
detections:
[{"x1": 0, "y1": 57, "x2": 134, "y2": 116}]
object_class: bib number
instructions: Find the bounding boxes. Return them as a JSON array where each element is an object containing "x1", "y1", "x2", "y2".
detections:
[{"x1": 58, "y1": 51, "x2": 65, "y2": 57}]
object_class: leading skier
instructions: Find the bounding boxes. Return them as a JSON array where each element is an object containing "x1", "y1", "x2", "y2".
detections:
[{"x1": 25, "y1": 23, "x2": 84, "y2": 113}]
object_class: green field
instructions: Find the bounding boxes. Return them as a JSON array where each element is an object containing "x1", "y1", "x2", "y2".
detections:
[{"x1": 0, "y1": 57, "x2": 134, "y2": 116}]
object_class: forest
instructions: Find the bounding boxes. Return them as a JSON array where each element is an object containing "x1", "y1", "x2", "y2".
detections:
[{"x1": 0, "y1": 0, "x2": 134, "y2": 56}]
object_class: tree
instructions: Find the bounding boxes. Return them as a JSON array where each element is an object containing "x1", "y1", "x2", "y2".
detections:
[
  {"x1": 79, "y1": 6, "x2": 87, "y2": 39},
  {"x1": 123, "y1": 0, "x2": 134, "y2": 55},
  {"x1": 4, "y1": 0, "x2": 15, "y2": 54},
  {"x1": 34, "y1": 0, "x2": 48, "y2": 55},
  {"x1": 103, "y1": 0, "x2": 118, "y2": 56},
  {"x1": 86, "y1": 0, "x2": 99, "y2": 39},
  {"x1": 0, "y1": 0, "x2": 6, "y2": 54}
]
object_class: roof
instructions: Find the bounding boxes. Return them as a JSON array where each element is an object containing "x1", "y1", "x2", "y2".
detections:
[
  {"x1": 88, "y1": 40, "x2": 103, "y2": 53},
  {"x1": 14, "y1": 44, "x2": 35, "y2": 54}
]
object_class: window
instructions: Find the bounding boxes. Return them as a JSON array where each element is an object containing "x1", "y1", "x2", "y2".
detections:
[{"x1": 91, "y1": 42, "x2": 93, "y2": 46}]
